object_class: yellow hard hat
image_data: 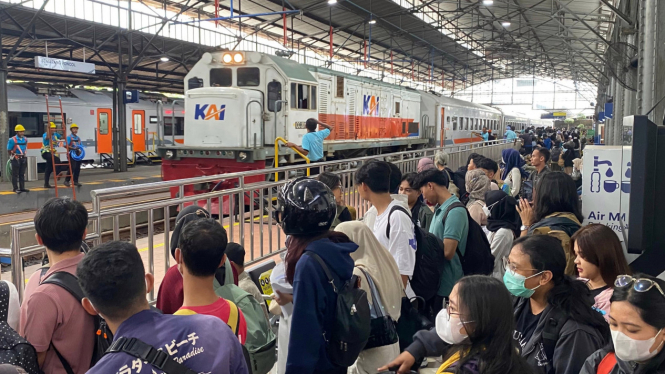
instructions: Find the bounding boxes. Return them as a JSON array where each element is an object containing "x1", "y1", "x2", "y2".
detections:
[
  {"x1": 70, "y1": 123, "x2": 79, "y2": 129},
  {"x1": 14, "y1": 125, "x2": 25, "y2": 132},
  {"x1": 50, "y1": 122, "x2": 56, "y2": 129}
]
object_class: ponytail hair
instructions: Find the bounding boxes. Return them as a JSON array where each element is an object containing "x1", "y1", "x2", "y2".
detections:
[{"x1": 513, "y1": 236, "x2": 609, "y2": 336}]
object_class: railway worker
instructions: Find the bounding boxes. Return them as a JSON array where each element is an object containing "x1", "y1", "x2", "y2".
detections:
[
  {"x1": 41, "y1": 122, "x2": 65, "y2": 189},
  {"x1": 7, "y1": 125, "x2": 29, "y2": 193},
  {"x1": 285, "y1": 118, "x2": 333, "y2": 164},
  {"x1": 472, "y1": 127, "x2": 490, "y2": 144},
  {"x1": 64, "y1": 123, "x2": 82, "y2": 187},
  {"x1": 505, "y1": 126, "x2": 518, "y2": 142}
]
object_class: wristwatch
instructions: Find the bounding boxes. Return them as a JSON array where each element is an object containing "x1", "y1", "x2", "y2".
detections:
[{"x1": 520, "y1": 225, "x2": 529, "y2": 231}]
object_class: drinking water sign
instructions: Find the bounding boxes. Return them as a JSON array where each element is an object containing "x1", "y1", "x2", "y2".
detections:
[{"x1": 582, "y1": 146, "x2": 631, "y2": 242}]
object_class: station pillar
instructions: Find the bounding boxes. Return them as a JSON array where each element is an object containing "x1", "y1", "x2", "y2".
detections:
[
  {"x1": 0, "y1": 64, "x2": 8, "y2": 182},
  {"x1": 117, "y1": 79, "x2": 128, "y2": 172}
]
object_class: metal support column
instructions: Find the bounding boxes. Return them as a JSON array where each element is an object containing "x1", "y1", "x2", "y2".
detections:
[
  {"x1": 118, "y1": 79, "x2": 128, "y2": 172},
  {"x1": 614, "y1": 78, "x2": 624, "y2": 145},
  {"x1": 639, "y1": 0, "x2": 657, "y2": 119},
  {"x1": 607, "y1": 79, "x2": 615, "y2": 145},
  {"x1": 0, "y1": 64, "x2": 8, "y2": 182},
  {"x1": 112, "y1": 80, "x2": 119, "y2": 171}
]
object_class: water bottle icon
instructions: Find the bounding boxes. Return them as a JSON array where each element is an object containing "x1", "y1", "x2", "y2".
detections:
[{"x1": 591, "y1": 169, "x2": 601, "y2": 193}]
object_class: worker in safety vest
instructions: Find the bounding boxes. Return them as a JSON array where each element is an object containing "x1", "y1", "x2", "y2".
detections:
[
  {"x1": 7, "y1": 125, "x2": 29, "y2": 193},
  {"x1": 65, "y1": 123, "x2": 83, "y2": 187},
  {"x1": 41, "y1": 122, "x2": 66, "y2": 188}
]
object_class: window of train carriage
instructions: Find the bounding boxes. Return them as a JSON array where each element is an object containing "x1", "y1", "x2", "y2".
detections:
[
  {"x1": 465, "y1": 118, "x2": 469, "y2": 131},
  {"x1": 237, "y1": 67, "x2": 260, "y2": 86},
  {"x1": 210, "y1": 68, "x2": 232, "y2": 87},
  {"x1": 163, "y1": 117, "x2": 185, "y2": 136},
  {"x1": 446, "y1": 116, "x2": 451, "y2": 125},
  {"x1": 452, "y1": 117, "x2": 458, "y2": 130},
  {"x1": 336, "y1": 76, "x2": 344, "y2": 98},
  {"x1": 395, "y1": 102, "x2": 401, "y2": 116},
  {"x1": 475, "y1": 118, "x2": 479, "y2": 130},
  {"x1": 290, "y1": 83, "x2": 314, "y2": 110},
  {"x1": 8, "y1": 112, "x2": 41, "y2": 137}
]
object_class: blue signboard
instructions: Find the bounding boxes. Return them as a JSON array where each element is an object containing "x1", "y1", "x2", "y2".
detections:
[{"x1": 605, "y1": 103, "x2": 614, "y2": 119}]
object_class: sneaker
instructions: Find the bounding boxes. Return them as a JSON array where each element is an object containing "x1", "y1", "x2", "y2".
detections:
[
  {"x1": 75, "y1": 182, "x2": 82, "y2": 187},
  {"x1": 13, "y1": 189, "x2": 19, "y2": 194},
  {"x1": 64, "y1": 181, "x2": 71, "y2": 187},
  {"x1": 44, "y1": 184, "x2": 53, "y2": 189},
  {"x1": 20, "y1": 189, "x2": 30, "y2": 192}
]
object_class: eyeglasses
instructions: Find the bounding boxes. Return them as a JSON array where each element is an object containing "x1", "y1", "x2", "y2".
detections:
[
  {"x1": 443, "y1": 300, "x2": 474, "y2": 323},
  {"x1": 502, "y1": 256, "x2": 538, "y2": 276},
  {"x1": 615, "y1": 275, "x2": 665, "y2": 299}
]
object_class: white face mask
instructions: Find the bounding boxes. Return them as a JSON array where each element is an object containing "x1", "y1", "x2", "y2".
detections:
[
  {"x1": 435, "y1": 308, "x2": 468, "y2": 345},
  {"x1": 482, "y1": 205, "x2": 491, "y2": 218},
  {"x1": 612, "y1": 329, "x2": 664, "y2": 362}
]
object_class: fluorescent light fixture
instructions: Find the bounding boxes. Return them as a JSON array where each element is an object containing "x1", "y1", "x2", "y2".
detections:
[
  {"x1": 327, "y1": 0, "x2": 337, "y2": 4},
  {"x1": 501, "y1": 21, "x2": 511, "y2": 27},
  {"x1": 160, "y1": 56, "x2": 169, "y2": 62},
  {"x1": 482, "y1": 0, "x2": 493, "y2": 5},
  {"x1": 368, "y1": 19, "x2": 376, "y2": 24}
]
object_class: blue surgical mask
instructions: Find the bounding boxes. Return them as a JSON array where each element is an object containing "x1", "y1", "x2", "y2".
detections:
[{"x1": 503, "y1": 270, "x2": 544, "y2": 298}]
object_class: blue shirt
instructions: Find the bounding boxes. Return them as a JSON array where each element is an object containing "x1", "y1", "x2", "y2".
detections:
[
  {"x1": 430, "y1": 195, "x2": 468, "y2": 297},
  {"x1": 88, "y1": 309, "x2": 248, "y2": 374},
  {"x1": 67, "y1": 134, "x2": 81, "y2": 147},
  {"x1": 42, "y1": 132, "x2": 62, "y2": 147},
  {"x1": 301, "y1": 128, "x2": 330, "y2": 162},
  {"x1": 7, "y1": 136, "x2": 27, "y2": 154},
  {"x1": 480, "y1": 132, "x2": 489, "y2": 141},
  {"x1": 505, "y1": 130, "x2": 517, "y2": 140}
]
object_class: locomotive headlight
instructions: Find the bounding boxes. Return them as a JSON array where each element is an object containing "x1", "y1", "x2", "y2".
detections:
[
  {"x1": 165, "y1": 150, "x2": 174, "y2": 159},
  {"x1": 222, "y1": 53, "x2": 233, "y2": 63},
  {"x1": 239, "y1": 152, "x2": 248, "y2": 160},
  {"x1": 233, "y1": 53, "x2": 244, "y2": 63}
]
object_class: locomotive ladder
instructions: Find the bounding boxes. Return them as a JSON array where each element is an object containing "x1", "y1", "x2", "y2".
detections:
[{"x1": 45, "y1": 95, "x2": 76, "y2": 199}]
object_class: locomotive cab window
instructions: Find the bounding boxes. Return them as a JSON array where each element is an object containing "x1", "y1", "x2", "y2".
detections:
[
  {"x1": 237, "y1": 67, "x2": 260, "y2": 86},
  {"x1": 268, "y1": 81, "x2": 283, "y2": 112},
  {"x1": 290, "y1": 83, "x2": 317, "y2": 110},
  {"x1": 210, "y1": 68, "x2": 232, "y2": 87},
  {"x1": 188, "y1": 77, "x2": 203, "y2": 90}
]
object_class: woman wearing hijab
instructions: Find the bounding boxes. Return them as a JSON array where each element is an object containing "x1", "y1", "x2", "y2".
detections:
[
  {"x1": 335, "y1": 221, "x2": 403, "y2": 374},
  {"x1": 501, "y1": 148, "x2": 528, "y2": 197},
  {"x1": 417, "y1": 157, "x2": 436, "y2": 173},
  {"x1": 465, "y1": 169, "x2": 491, "y2": 226},
  {"x1": 484, "y1": 190, "x2": 521, "y2": 279},
  {"x1": 156, "y1": 205, "x2": 238, "y2": 314}
]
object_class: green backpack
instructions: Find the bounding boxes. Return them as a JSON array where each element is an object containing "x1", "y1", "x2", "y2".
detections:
[{"x1": 214, "y1": 258, "x2": 276, "y2": 374}]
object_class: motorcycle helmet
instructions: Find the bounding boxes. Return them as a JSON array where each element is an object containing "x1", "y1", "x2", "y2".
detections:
[{"x1": 274, "y1": 177, "x2": 336, "y2": 235}]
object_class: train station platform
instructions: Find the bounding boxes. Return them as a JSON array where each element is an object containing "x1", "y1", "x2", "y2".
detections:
[{"x1": 0, "y1": 165, "x2": 162, "y2": 215}]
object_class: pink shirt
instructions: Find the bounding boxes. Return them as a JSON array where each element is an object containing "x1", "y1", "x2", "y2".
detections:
[{"x1": 19, "y1": 253, "x2": 94, "y2": 374}]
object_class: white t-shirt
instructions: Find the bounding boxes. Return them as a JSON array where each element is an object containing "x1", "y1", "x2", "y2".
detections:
[{"x1": 372, "y1": 200, "x2": 417, "y2": 297}]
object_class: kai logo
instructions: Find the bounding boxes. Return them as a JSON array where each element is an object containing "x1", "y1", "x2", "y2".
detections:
[
  {"x1": 362, "y1": 95, "x2": 380, "y2": 116},
  {"x1": 194, "y1": 104, "x2": 226, "y2": 120}
]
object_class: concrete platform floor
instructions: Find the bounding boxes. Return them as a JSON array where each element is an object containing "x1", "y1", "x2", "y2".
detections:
[{"x1": 0, "y1": 165, "x2": 163, "y2": 214}]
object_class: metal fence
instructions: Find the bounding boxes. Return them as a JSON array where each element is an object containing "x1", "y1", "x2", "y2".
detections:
[{"x1": 9, "y1": 139, "x2": 516, "y2": 302}]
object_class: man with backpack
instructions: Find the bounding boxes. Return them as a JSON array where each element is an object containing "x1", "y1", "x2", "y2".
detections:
[
  {"x1": 172, "y1": 219, "x2": 248, "y2": 344},
  {"x1": 19, "y1": 197, "x2": 95, "y2": 374},
  {"x1": 412, "y1": 170, "x2": 467, "y2": 314},
  {"x1": 356, "y1": 161, "x2": 416, "y2": 296},
  {"x1": 78, "y1": 241, "x2": 249, "y2": 374}
]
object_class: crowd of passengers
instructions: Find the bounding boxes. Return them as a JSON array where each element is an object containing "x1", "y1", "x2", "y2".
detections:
[{"x1": 3, "y1": 146, "x2": 663, "y2": 374}]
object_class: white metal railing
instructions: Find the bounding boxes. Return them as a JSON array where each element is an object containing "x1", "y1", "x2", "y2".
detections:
[{"x1": 9, "y1": 139, "x2": 517, "y2": 301}]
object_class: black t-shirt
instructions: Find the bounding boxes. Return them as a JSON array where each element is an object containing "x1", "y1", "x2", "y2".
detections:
[
  {"x1": 515, "y1": 301, "x2": 543, "y2": 349},
  {"x1": 590, "y1": 285, "x2": 610, "y2": 298}
]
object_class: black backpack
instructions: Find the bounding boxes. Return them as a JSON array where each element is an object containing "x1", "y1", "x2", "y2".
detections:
[
  {"x1": 386, "y1": 206, "x2": 445, "y2": 301},
  {"x1": 40, "y1": 270, "x2": 114, "y2": 374},
  {"x1": 442, "y1": 202, "x2": 494, "y2": 275},
  {"x1": 0, "y1": 282, "x2": 41, "y2": 374},
  {"x1": 303, "y1": 252, "x2": 370, "y2": 367}
]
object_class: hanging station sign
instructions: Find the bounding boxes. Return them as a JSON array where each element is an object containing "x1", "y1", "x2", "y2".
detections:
[{"x1": 34, "y1": 56, "x2": 96, "y2": 74}]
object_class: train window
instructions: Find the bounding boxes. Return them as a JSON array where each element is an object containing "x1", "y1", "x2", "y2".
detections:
[
  {"x1": 188, "y1": 77, "x2": 203, "y2": 90},
  {"x1": 210, "y1": 68, "x2": 232, "y2": 87},
  {"x1": 237, "y1": 67, "x2": 260, "y2": 86},
  {"x1": 465, "y1": 118, "x2": 469, "y2": 131},
  {"x1": 336, "y1": 76, "x2": 344, "y2": 98},
  {"x1": 291, "y1": 83, "x2": 313, "y2": 110},
  {"x1": 452, "y1": 117, "x2": 458, "y2": 130},
  {"x1": 395, "y1": 102, "x2": 401, "y2": 116},
  {"x1": 446, "y1": 116, "x2": 450, "y2": 124},
  {"x1": 475, "y1": 119, "x2": 479, "y2": 130},
  {"x1": 99, "y1": 112, "x2": 109, "y2": 135},
  {"x1": 162, "y1": 117, "x2": 185, "y2": 136},
  {"x1": 268, "y1": 81, "x2": 283, "y2": 112},
  {"x1": 9, "y1": 112, "x2": 41, "y2": 137},
  {"x1": 310, "y1": 85, "x2": 317, "y2": 110},
  {"x1": 133, "y1": 113, "x2": 142, "y2": 134}
]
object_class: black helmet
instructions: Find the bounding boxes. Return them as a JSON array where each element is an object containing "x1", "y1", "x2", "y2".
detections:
[{"x1": 274, "y1": 177, "x2": 336, "y2": 235}]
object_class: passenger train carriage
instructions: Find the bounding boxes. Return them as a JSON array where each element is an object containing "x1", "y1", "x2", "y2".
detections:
[{"x1": 6, "y1": 85, "x2": 184, "y2": 168}]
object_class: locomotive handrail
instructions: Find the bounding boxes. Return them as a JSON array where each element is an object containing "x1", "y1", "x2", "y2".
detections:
[
  {"x1": 246, "y1": 100, "x2": 263, "y2": 149},
  {"x1": 274, "y1": 137, "x2": 310, "y2": 181}
]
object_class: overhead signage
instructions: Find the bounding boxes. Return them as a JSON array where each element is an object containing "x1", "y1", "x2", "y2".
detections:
[
  {"x1": 553, "y1": 111, "x2": 567, "y2": 117},
  {"x1": 541, "y1": 112, "x2": 568, "y2": 119},
  {"x1": 34, "y1": 56, "x2": 96, "y2": 74}
]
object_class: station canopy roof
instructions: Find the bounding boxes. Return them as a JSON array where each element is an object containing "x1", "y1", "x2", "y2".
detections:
[{"x1": 0, "y1": 0, "x2": 624, "y2": 92}]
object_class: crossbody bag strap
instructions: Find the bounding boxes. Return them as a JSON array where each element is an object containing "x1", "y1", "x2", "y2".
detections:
[
  {"x1": 304, "y1": 252, "x2": 337, "y2": 293},
  {"x1": 441, "y1": 202, "x2": 467, "y2": 260},
  {"x1": 107, "y1": 337, "x2": 197, "y2": 374},
  {"x1": 357, "y1": 268, "x2": 384, "y2": 318},
  {"x1": 385, "y1": 205, "x2": 411, "y2": 239},
  {"x1": 50, "y1": 342, "x2": 75, "y2": 374}
]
